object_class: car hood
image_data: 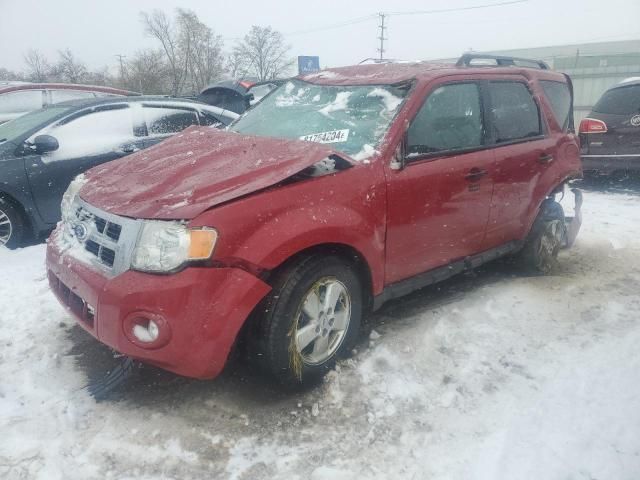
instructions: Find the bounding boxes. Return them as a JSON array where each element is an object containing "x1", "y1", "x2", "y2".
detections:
[{"x1": 80, "y1": 127, "x2": 348, "y2": 219}]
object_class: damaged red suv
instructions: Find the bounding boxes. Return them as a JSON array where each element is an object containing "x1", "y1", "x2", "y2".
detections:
[{"x1": 47, "y1": 54, "x2": 583, "y2": 386}]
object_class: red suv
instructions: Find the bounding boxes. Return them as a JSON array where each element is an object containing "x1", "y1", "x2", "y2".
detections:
[{"x1": 46, "y1": 54, "x2": 583, "y2": 387}]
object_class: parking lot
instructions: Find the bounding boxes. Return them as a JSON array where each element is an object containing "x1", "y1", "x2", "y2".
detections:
[{"x1": 1, "y1": 181, "x2": 639, "y2": 479}]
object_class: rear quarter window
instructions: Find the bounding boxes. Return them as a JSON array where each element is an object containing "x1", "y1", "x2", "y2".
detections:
[
  {"x1": 593, "y1": 85, "x2": 640, "y2": 115},
  {"x1": 540, "y1": 80, "x2": 572, "y2": 131},
  {"x1": 0, "y1": 90, "x2": 44, "y2": 114}
]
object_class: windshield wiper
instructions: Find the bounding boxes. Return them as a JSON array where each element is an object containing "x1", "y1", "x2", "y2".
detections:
[{"x1": 0, "y1": 138, "x2": 6, "y2": 144}]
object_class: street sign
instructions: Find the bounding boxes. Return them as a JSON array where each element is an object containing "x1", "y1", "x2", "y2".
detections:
[{"x1": 298, "y1": 56, "x2": 320, "y2": 75}]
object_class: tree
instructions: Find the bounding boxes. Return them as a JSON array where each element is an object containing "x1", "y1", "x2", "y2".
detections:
[
  {"x1": 226, "y1": 51, "x2": 250, "y2": 79},
  {"x1": 52, "y1": 49, "x2": 88, "y2": 83},
  {"x1": 140, "y1": 9, "x2": 185, "y2": 96},
  {"x1": 23, "y1": 49, "x2": 50, "y2": 82},
  {"x1": 123, "y1": 49, "x2": 171, "y2": 94},
  {"x1": 141, "y1": 8, "x2": 225, "y2": 95},
  {"x1": 233, "y1": 26, "x2": 293, "y2": 81},
  {"x1": 0, "y1": 68, "x2": 24, "y2": 82}
]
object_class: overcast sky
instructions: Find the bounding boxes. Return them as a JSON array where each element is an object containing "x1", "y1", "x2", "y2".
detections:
[{"x1": 1, "y1": 0, "x2": 638, "y2": 74}]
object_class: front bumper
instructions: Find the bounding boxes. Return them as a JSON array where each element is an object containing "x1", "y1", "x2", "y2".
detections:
[
  {"x1": 46, "y1": 230, "x2": 271, "y2": 379},
  {"x1": 581, "y1": 154, "x2": 640, "y2": 173}
]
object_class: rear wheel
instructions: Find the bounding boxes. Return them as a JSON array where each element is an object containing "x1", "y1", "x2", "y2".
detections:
[
  {"x1": 0, "y1": 198, "x2": 26, "y2": 249},
  {"x1": 252, "y1": 255, "x2": 363, "y2": 387},
  {"x1": 519, "y1": 200, "x2": 566, "y2": 274}
]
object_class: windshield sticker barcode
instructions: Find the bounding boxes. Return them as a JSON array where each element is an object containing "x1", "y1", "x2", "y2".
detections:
[{"x1": 300, "y1": 129, "x2": 350, "y2": 144}]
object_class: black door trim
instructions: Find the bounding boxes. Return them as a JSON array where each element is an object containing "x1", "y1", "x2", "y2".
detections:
[{"x1": 373, "y1": 240, "x2": 523, "y2": 311}]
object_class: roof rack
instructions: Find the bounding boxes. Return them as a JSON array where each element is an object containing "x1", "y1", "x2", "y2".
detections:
[{"x1": 456, "y1": 53, "x2": 549, "y2": 70}]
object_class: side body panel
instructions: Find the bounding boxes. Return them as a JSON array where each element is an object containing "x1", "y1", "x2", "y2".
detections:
[{"x1": 190, "y1": 162, "x2": 388, "y2": 295}]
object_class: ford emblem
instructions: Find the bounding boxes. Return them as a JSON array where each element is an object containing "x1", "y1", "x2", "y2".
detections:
[{"x1": 73, "y1": 222, "x2": 89, "y2": 242}]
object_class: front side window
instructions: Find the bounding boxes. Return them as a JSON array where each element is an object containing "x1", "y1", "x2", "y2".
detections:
[
  {"x1": 0, "y1": 106, "x2": 72, "y2": 144},
  {"x1": 144, "y1": 106, "x2": 199, "y2": 135},
  {"x1": 407, "y1": 83, "x2": 484, "y2": 156},
  {"x1": 593, "y1": 85, "x2": 640, "y2": 115},
  {"x1": 0, "y1": 90, "x2": 44, "y2": 114},
  {"x1": 540, "y1": 80, "x2": 572, "y2": 131},
  {"x1": 39, "y1": 105, "x2": 133, "y2": 160},
  {"x1": 489, "y1": 82, "x2": 541, "y2": 143},
  {"x1": 231, "y1": 79, "x2": 408, "y2": 160}
]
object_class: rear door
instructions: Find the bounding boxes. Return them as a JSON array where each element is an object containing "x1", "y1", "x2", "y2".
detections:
[
  {"x1": 24, "y1": 104, "x2": 142, "y2": 224},
  {"x1": 584, "y1": 84, "x2": 640, "y2": 157},
  {"x1": 141, "y1": 104, "x2": 200, "y2": 148},
  {"x1": 384, "y1": 80, "x2": 494, "y2": 283},
  {"x1": 483, "y1": 79, "x2": 559, "y2": 247}
]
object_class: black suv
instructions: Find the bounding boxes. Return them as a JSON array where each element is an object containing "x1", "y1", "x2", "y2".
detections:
[
  {"x1": 580, "y1": 78, "x2": 640, "y2": 175},
  {"x1": 0, "y1": 96, "x2": 238, "y2": 248}
]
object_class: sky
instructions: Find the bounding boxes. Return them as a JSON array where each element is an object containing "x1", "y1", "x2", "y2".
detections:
[{"x1": 0, "y1": 0, "x2": 638, "y2": 74}]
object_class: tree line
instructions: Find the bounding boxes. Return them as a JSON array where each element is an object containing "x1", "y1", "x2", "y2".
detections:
[{"x1": 0, "y1": 8, "x2": 293, "y2": 96}]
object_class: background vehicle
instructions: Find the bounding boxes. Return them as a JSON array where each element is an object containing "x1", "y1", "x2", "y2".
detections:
[
  {"x1": 0, "y1": 83, "x2": 140, "y2": 124},
  {"x1": 198, "y1": 79, "x2": 284, "y2": 114},
  {"x1": 0, "y1": 96, "x2": 237, "y2": 248},
  {"x1": 579, "y1": 78, "x2": 640, "y2": 176},
  {"x1": 47, "y1": 55, "x2": 582, "y2": 388}
]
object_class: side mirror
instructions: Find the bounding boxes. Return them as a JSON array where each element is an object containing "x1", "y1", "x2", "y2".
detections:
[{"x1": 33, "y1": 134, "x2": 59, "y2": 154}]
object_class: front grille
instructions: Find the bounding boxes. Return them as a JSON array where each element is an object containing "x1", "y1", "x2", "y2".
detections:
[
  {"x1": 74, "y1": 207, "x2": 122, "y2": 269},
  {"x1": 62, "y1": 198, "x2": 141, "y2": 276}
]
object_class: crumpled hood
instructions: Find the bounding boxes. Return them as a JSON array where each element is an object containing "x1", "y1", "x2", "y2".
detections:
[{"x1": 80, "y1": 127, "x2": 346, "y2": 219}]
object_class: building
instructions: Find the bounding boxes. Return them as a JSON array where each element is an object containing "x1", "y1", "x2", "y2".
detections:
[{"x1": 485, "y1": 40, "x2": 640, "y2": 123}]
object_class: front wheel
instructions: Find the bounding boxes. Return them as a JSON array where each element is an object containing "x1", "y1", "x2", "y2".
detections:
[{"x1": 252, "y1": 255, "x2": 363, "y2": 387}]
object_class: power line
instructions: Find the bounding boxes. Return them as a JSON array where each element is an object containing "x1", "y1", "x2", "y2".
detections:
[{"x1": 386, "y1": 0, "x2": 528, "y2": 17}]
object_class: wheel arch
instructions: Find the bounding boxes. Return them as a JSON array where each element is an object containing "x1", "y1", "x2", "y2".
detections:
[{"x1": 264, "y1": 242, "x2": 375, "y2": 314}]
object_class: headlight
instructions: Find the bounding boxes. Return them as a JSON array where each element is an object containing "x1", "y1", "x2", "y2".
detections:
[
  {"x1": 131, "y1": 221, "x2": 218, "y2": 273},
  {"x1": 60, "y1": 174, "x2": 87, "y2": 222}
]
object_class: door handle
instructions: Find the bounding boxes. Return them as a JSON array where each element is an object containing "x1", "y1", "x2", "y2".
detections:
[
  {"x1": 538, "y1": 153, "x2": 554, "y2": 164},
  {"x1": 465, "y1": 168, "x2": 488, "y2": 182}
]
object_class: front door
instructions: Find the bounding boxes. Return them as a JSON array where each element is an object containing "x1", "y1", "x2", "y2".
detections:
[
  {"x1": 385, "y1": 81, "x2": 494, "y2": 284},
  {"x1": 24, "y1": 104, "x2": 140, "y2": 224}
]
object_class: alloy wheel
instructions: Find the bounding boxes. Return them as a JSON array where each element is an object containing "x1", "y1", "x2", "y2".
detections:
[
  {"x1": 294, "y1": 277, "x2": 351, "y2": 365},
  {"x1": 0, "y1": 209, "x2": 12, "y2": 247}
]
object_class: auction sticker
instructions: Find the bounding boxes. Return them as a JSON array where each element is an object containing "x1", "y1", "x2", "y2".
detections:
[{"x1": 300, "y1": 129, "x2": 350, "y2": 144}]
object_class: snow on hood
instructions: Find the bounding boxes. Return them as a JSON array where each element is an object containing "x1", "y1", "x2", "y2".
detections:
[{"x1": 79, "y1": 127, "x2": 350, "y2": 220}]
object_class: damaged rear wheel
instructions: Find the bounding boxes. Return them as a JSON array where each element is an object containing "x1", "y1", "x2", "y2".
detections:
[{"x1": 519, "y1": 200, "x2": 566, "y2": 274}]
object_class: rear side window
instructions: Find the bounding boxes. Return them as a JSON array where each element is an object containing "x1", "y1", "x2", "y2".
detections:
[
  {"x1": 200, "y1": 112, "x2": 226, "y2": 127},
  {"x1": 144, "y1": 106, "x2": 199, "y2": 135},
  {"x1": 407, "y1": 83, "x2": 484, "y2": 156},
  {"x1": 50, "y1": 90, "x2": 96, "y2": 103},
  {"x1": 593, "y1": 85, "x2": 640, "y2": 115},
  {"x1": 488, "y1": 82, "x2": 541, "y2": 143},
  {"x1": 540, "y1": 81, "x2": 572, "y2": 131},
  {"x1": 0, "y1": 90, "x2": 44, "y2": 114}
]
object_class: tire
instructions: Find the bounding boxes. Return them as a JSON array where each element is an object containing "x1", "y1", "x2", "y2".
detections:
[
  {"x1": 519, "y1": 200, "x2": 566, "y2": 274},
  {"x1": 251, "y1": 254, "x2": 363, "y2": 387},
  {"x1": 0, "y1": 197, "x2": 26, "y2": 249}
]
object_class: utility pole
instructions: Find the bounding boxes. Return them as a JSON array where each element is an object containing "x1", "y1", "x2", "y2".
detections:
[
  {"x1": 377, "y1": 13, "x2": 387, "y2": 62},
  {"x1": 114, "y1": 54, "x2": 126, "y2": 84}
]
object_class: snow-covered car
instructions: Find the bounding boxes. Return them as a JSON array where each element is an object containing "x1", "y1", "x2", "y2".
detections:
[{"x1": 0, "y1": 96, "x2": 238, "y2": 248}]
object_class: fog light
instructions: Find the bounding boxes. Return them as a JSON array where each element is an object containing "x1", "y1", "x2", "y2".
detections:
[{"x1": 132, "y1": 318, "x2": 160, "y2": 343}]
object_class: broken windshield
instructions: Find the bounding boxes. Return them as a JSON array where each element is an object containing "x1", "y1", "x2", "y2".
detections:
[{"x1": 231, "y1": 79, "x2": 408, "y2": 160}]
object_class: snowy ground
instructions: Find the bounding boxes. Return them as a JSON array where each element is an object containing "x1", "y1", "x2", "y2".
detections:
[{"x1": 1, "y1": 184, "x2": 640, "y2": 480}]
